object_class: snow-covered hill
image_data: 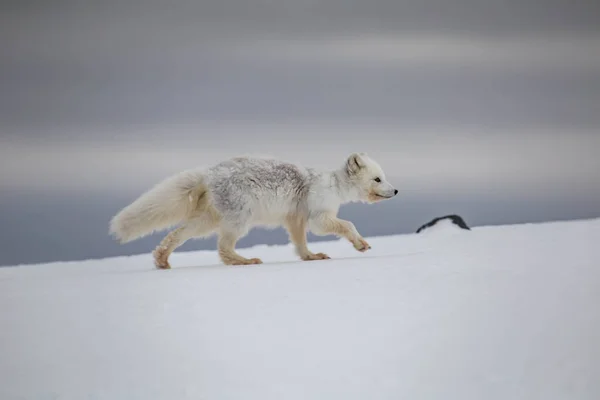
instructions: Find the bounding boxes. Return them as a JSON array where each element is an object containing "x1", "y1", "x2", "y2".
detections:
[{"x1": 1, "y1": 218, "x2": 599, "y2": 400}]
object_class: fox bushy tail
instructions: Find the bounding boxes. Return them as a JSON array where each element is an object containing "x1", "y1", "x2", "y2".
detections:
[{"x1": 109, "y1": 168, "x2": 209, "y2": 243}]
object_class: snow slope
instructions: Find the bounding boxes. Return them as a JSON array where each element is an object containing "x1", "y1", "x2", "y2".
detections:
[{"x1": 1, "y1": 218, "x2": 599, "y2": 400}]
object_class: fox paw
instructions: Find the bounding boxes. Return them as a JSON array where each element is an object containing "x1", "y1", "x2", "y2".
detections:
[
  {"x1": 230, "y1": 257, "x2": 263, "y2": 265},
  {"x1": 302, "y1": 252, "x2": 331, "y2": 261},
  {"x1": 153, "y1": 250, "x2": 171, "y2": 269},
  {"x1": 352, "y1": 238, "x2": 371, "y2": 252}
]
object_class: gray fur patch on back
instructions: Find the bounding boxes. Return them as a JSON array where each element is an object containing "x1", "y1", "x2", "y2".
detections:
[{"x1": 207, "y1": 157, "x2": 313, "y2": 222}]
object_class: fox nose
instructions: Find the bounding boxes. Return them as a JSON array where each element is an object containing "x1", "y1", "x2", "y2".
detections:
[{"x1": 394, "y1": 189, "x2": 398, "y2": 195}]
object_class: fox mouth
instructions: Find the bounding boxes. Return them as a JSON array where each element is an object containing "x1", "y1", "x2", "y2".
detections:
[
  {"x1": 367, "y1": 190, "x2": 397, "y2": 203},
  {"x1": 373, "y1": 193, "x2": 394, "y2": 199}
]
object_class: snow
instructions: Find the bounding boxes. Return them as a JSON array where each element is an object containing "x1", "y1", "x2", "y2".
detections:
[{"x1": 1, "y1": 218, "x2": 599, "y2": 400}]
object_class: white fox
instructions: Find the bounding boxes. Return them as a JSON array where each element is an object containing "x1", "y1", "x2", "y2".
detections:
[{"x1": 109, "y1": 153, "x2": 398, "y2": 268}]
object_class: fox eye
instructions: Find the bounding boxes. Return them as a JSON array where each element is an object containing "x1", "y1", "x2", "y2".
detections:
[{"x1": 374, "y1": 177, "x2": 381, "y2": 183}]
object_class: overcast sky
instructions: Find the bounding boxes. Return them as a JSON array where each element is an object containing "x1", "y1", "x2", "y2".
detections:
[{"x1": 1, "y1": 0, "x2": 599, "y2": 266}]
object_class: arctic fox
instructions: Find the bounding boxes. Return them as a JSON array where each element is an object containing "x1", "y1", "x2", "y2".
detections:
[{"x1": 109, "y1": 153, "x2": 398, "y2": 268}]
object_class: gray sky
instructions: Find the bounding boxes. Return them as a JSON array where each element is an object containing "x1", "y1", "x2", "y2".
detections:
[{"x1": 1, "y1": 0, "x2": 599, "y2": 266}]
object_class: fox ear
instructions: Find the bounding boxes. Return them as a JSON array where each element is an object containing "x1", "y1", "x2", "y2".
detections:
[{"x1": 346, "y1": 152, "x2": 365, "y2": 174}]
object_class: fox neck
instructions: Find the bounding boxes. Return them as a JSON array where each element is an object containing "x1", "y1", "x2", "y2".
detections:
[{"x1": 330, "y1": 168, "x2": 362, "y2": 204}]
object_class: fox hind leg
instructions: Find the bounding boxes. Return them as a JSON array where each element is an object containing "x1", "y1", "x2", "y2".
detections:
[{"x1": 153, "y1": 212, "x2": 219, "y2": 269}]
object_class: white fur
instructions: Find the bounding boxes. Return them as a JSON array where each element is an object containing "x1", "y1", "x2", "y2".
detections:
[
  {"x1": 109, "y1": 152, "x2": 398, "y2": 267},
  {"x1": 109, "y1": 168, "x2": 208, "y2": 243}
]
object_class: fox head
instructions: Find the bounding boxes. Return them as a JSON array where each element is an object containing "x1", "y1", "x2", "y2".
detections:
[{"x1": 344, "y1": 152, "x2": 398, "y2": 203}]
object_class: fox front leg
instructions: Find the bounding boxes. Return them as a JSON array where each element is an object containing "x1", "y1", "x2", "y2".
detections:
[
  {"x1": 309, "y1": 212, "x2": 371, "y2": 252},
  {"x1": 285, "y1": 214, "x2": 331, "y2": 261}
]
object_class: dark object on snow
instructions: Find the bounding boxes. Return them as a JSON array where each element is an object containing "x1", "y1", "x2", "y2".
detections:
[{"x1": 416, "y1": 214, "x2": 471, "y2": 233}]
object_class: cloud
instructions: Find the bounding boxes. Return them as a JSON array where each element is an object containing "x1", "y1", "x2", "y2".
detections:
[
  {"x1": 222, "y1": 33, "x2": 600, "y2": 72},
  {"x1": 3, "y1": 0, "x2": 600, "y2": 72},
  {"x1": 1, "y1": 125, "x2": 598, "y2": 198}
]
